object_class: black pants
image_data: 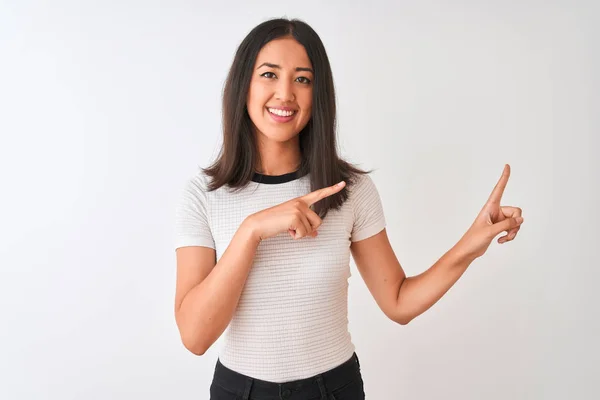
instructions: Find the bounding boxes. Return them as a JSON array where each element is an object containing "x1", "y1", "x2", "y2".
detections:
[{"x1": 209, "y1": 353, "x2": 365, "y2": 399}]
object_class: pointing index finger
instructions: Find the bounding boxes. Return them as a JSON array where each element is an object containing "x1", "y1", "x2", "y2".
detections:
[
  {"x1": 487, "y1": 164, "x2": 511, "y2": 205},
  {"x1": 301, "y1": 181, "x2": 346, "y2": 206}
]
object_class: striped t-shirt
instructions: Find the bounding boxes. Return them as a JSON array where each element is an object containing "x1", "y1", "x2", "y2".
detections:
[{"x1": 175, "y1": 169, "x2": 386, "y2": 382}]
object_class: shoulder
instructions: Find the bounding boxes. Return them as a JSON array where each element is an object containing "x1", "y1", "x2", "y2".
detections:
[
  {"x1": 346, "y1": 172, "x2": 384, "y2": 216},
  {"x1": 180, "y1": 167, "x2": 212, "y2": 196},
  {"x1": 345, "y1": 171, "x2": 386, "y2": 240},
  {"x1": 175, "y1": 169, "x2": 216, "y2": 248},
  {"x1": 347, "y1": 172, "x2": 379, "y2": 198},
  {"x1": 177, "y1": 168, "x2": 214, "y2": 212}
]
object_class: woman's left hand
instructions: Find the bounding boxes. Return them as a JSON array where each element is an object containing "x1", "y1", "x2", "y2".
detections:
[{"x1": 457, "y1": 164, "x2": 524, "y2": 260}]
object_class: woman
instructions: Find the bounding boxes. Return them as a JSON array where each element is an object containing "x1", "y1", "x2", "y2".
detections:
[{"x1": 174, "y1": 17, "x2": 524, "y2": 399}]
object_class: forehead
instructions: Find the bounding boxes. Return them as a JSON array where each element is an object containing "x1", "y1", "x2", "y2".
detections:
[{"x1": 255, "y1": 37, "x2": 312, "y2": 69}]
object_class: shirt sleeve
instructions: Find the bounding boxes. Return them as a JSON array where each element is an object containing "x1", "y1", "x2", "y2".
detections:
[
  {"x1": 174, "y1": 173, "x2": 216, "y2": 250},
  {"x1": 350, "y1": 173, "x2": 386, "y2": 242}
]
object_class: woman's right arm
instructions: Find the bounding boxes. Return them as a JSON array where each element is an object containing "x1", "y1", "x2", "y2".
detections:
[
  {"x1": 174, "y1": 180, "x2": 346, "y2": 355},
  {"x1": 174, "y1": 218, "x2": 260, "y2": 356}
]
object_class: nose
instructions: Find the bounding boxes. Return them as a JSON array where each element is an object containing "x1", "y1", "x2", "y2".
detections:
[{"x1": 275, "y1": 80, "x2": 295, "y2": 102}]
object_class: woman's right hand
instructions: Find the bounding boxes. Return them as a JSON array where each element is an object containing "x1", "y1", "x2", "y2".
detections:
[{"x1": 245, "y1": 181, "x2": 347, "y2": 241}]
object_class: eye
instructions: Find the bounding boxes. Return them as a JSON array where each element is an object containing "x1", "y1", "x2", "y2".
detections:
[
  {"x1": 296, "y1": 76, "x2": 311, "y2": 85},
  {"x1": 261, "y1": 72, "x2": 276, "y2": 79}
]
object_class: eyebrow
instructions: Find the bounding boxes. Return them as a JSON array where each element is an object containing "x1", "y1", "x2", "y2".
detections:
[{"x1": 257, "y1": 62, "x2": 314, "y2": 74}]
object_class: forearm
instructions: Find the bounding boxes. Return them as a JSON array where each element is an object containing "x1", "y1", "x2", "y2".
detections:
[
  {"x1": 177, "y1": 219, "x2": 260, "y2": 354},
  {"x1": 394, "y1": 243, "x2": 476, "y2": 324}
]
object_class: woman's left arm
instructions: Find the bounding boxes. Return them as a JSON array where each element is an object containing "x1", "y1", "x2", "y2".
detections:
[{"x1": 350, "y1": 164, "x2": 524, "y2": 325}]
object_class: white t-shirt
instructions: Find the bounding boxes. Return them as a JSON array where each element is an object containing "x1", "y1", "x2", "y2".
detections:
[{"x1": 175, "y1": 169, "x2": 386, "y2": 382}]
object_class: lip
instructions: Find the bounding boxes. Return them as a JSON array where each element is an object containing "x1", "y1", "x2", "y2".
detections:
[
  {"x1": 266, "y1": 105, "x2": 297, "y2": 112},
  {"x1": 266, "y1": 107, "x2": 297, "y2": 123}
]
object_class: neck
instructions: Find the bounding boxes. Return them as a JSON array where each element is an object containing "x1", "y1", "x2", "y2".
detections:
[{"x1": 255, "y1": 136, "x2": 301, "y2": 176}]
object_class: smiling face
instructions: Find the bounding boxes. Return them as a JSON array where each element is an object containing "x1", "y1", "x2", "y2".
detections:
[{"x1": 246, "y1": 37, "x2": 314, "y2": 146}]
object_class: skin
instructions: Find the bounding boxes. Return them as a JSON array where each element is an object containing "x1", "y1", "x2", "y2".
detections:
[
  {"x1": 174, "y1": 37, "x2": 328, "y2": 355},
  {"x1": 350, "y1": 164, "x2": 524, "y2": 325},
  {"x1": 246, "y1": 36, "x2": 313, "y2": 175},
  {"x1": 174, "y1": 37, "x2": 525, "y2": 355}
]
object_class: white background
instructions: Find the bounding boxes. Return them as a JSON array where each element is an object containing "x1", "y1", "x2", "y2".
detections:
[{"x1": 1, "y1": 1, "x2": 598, "y2": 399}]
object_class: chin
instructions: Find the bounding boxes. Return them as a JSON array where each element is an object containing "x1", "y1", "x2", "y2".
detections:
[{"x1": 257, "y1": 128, "x2": 301, "y2": 143}]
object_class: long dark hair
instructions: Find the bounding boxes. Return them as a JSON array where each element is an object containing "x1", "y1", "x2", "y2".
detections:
[{"x1": 203, "y1": 17, "x2": 369, "y2": 219}]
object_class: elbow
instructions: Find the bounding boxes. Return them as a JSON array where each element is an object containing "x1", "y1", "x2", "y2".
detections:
[
  {"x1": 178, "y1": 324, "x2": 212, "y2": 356},
  {"x1": 176, "y1": 312, "x2": 212, "y2": 356},
  {"x1": 181, "y1": 334, "x2": 210, "y2": 356},
  {"x1": 392, "y1": 309, "x2": 413, "y2": 326},
  {"x1": 392, "y1": 280, "x2": 412, "y2": 325},
  {"x1": 385, "y1": 309, "x2": 412, "y2": 325},
  {"x1": 187, "y1": 345, "x2": 208, "y2": 356}
]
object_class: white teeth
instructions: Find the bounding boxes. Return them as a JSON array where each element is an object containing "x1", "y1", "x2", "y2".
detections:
[{"x1": 268, "y1": 108, "x2": 295, "y2": 117}]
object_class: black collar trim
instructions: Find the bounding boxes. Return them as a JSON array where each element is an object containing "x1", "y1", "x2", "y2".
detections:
[{"x1": 251, "y1": 169, "x2": 305, "y2": 184}]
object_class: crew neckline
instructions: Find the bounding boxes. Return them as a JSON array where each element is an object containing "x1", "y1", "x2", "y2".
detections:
[{"x1": 251, "y1": 169, "x2": 306, "y2": 184}]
